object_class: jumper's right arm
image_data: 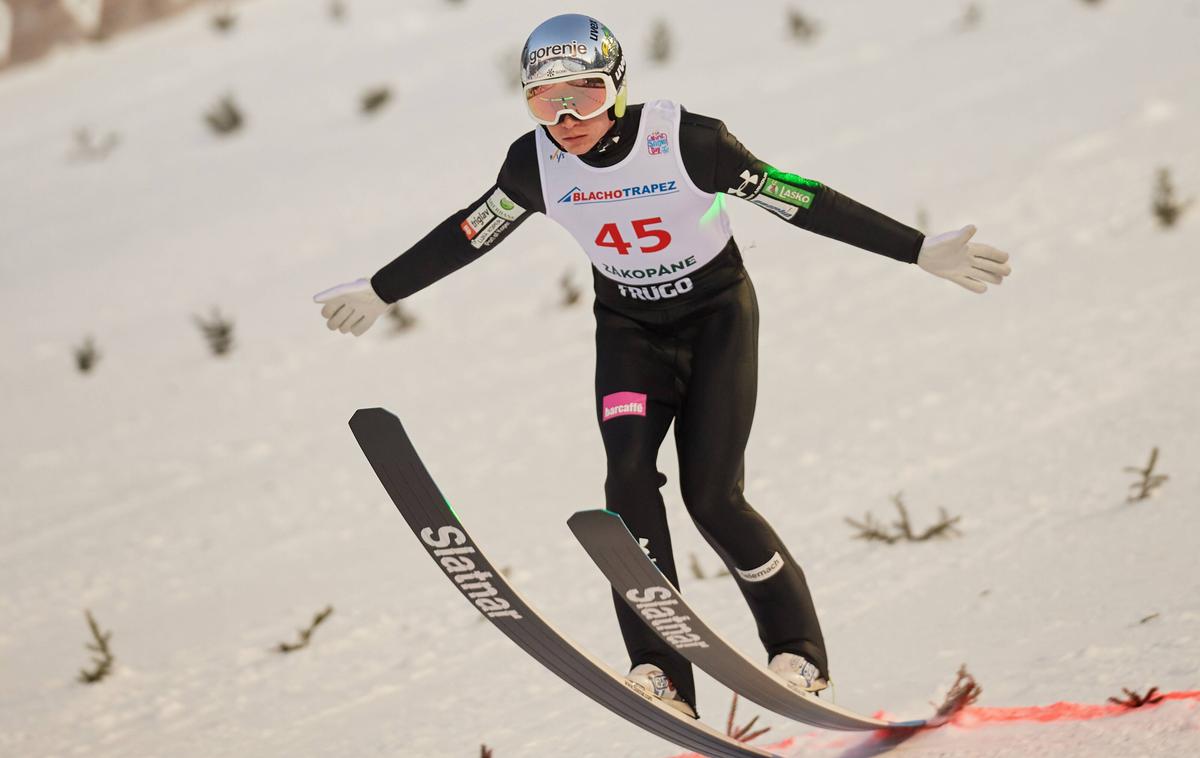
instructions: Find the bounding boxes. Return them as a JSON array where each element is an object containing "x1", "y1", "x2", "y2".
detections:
[{"x1": 316, "y1": 134, "x2": 544, "y2": 335}]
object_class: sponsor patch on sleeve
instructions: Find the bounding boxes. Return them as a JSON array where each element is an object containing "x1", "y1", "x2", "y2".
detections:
[
  {"x1": 469, "y1": 217, "x2": 510, "y2": 249},
  {"x1": 761, "y1": 178, "x2": 814, "y2": 209},
  {"x1": 460, "y1": 203, "x2": 496, "y2": 241},
  {"x1": 750, "y1": 194, "x2": 799, "y2": 220},
  {"x1": 726, "y1": 169, "x2": 765, "y2": 199},
  {"x1": 486, "y1": 189, "x2": 526, "y2": 222}
]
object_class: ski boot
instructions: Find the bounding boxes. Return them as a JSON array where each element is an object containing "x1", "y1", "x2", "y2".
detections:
[
  {"x1": 768, "y1": 652, "x2": 829, "y2": 696},
  {"x1": 625, "y1": 663, "x2": 698, "y2": 718}
]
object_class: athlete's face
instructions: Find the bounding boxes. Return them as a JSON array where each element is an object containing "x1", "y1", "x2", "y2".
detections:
[{"x1": 547, "y1": 112, "x2": 614, "y2": 155}]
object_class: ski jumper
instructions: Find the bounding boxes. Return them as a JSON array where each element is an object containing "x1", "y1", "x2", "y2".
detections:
[{"x1": 370, "y1": 100, "x2": 924, "y2": 709}]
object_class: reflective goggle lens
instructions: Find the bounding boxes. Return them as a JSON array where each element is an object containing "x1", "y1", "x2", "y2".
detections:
[{"x1": 525, "y1": 77, "x2": 611, "y2": 124}]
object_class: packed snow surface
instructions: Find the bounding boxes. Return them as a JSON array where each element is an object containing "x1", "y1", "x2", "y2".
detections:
[{"x1": 2, "y1": 1, "x2": 1198, "y2": 756}]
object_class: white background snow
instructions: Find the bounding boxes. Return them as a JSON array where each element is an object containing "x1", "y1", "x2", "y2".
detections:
[{"x1": 2, "y1": 1, "x2": 1199, "y2": 756}]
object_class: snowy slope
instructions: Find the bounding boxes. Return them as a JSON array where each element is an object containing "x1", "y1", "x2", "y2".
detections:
[{"x1": 2, "y1": 1, "x2": 1199, "y2": 756}]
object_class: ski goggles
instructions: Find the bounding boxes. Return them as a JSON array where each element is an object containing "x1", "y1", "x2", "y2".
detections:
[{"x1": 523, "y1": 74, "x2": 618, "y2": 126}]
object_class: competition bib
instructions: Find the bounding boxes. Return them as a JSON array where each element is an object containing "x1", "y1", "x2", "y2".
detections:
[{"x1": 536, "y1": 100, "x2": 733, "y2": 288}]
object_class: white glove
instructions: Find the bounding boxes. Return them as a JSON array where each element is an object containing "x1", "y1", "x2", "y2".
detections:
[
  {"x1": 313, "y1": 278, "x2": 389, "y2": 336},
  {"x1": 917, "y1": 225, "x2": 1012, "y2": 294}
]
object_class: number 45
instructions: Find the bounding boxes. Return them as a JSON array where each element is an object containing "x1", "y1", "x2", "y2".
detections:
[{"x1": 595, "y1": 217, "x2": 672, "y2": 255}]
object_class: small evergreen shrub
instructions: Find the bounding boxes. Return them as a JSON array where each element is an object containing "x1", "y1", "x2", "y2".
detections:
[
  {"x1": 194, "y1": 308, "x2": 235, "y2": 356},
  {"x1": 74, "y1": 336, "x2": 100, "y2": 374},
  {"x1": 211, "y1": 7, "x2": 237, "y2": 34},
  {"x1": 78, "y1": 610, "x2": 115, "y2": 684},
  {"x1": 276, "y1": 606, "x2": 334, "y2": 653},
  {"x1": 205, "y1": 95, "x2": 245, "y2": 136},
  {"x1": 846, "y1": 493, "x2": 963, "y2": 544},
  {"x1": 1152, "y1": 168, "x2": 1192, "y2": 228},
  {"x1": 559, "y1": 272, "x2": 582, "y2": 308},
  {"x1": 388, "y1": 302, "x2": 417, "y2": 334},
  {"x1": 649, "y1": 20, "x2": 672, "y2": 65},
  {"x1": 959, "y1": 3, "x2": 983, "y2": 31},
  {"x1": 361, "y1": 86, "x2": 393, "y2": 116},
  {"x1": 1125, "y1": 447, "x2": 1168, "y2": 502},
  {"x1": 786, "y1": 8, "x2": 820, "y2": 43}
]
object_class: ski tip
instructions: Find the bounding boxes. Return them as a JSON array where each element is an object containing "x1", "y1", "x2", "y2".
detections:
[
  {"x1": 566, "y1": 510, "x2": 596, "y2": 531},
  {"x1": 349, "y1": 407, "x2": 397, "y2": 428},
  {"x1": 567, "y1": 509, "x2": 624, "y2": 529}
]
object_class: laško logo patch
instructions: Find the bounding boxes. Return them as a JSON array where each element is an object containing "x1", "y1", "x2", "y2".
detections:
[
  {"x1": 602, "y1": 391, "x2": 647, "y2": 421},
  {"x1": 646, "y1": 130, "x2": 669, "y2": 155}
]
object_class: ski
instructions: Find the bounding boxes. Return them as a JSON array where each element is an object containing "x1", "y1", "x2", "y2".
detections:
[
  {"x1": 348, "y1": 408, "x2": 782, "y2": 758},
  {"x1": 567, "y1": 508, "x2": 928, "y2": 732}
]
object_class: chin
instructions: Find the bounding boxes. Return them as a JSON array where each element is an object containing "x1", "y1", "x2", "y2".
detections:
[{"x1": 551, "y1": 131, "x2": 601, "y2": 155}]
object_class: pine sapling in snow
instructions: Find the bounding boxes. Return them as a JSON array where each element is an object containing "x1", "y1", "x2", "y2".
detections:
[
  {"x1": 726, "y1": 693, "x2": 772, "y2": 744},
  {"x1": 1108, "y1": 687, "x2": 1165, "y2": 708},
  {"x1": 210, "y1": 5, "x2": 237, "y2": 34},
  {"x1": 205, "y1": 95, "x2": 244, "y2": 136},
  {"x1": 78, "y1": 610, "x2": 115, "y2": 684},
  {"x1": 276, "y1": 605, "x2": 334, "y2": 653},
  {"x1": 74, "y1": 336, "x2": 100, "y2": 375},
  {"x1": 559, "y1": 271, "x2": 582, "y2": 307},
  {"x1": 933, "y1": 665, "x2": 982, "y2": 722},
  {"x1": 648, "y1": 20, "x2": 672, "y2": 64},
  {"x1": 786, "y1": 8, "x2": 820, "y2": 44},
  {"x1": 360, "y1": 86, "x2": 393, "y2": 116},
  {"x1": 1125, "y1": 447, "x2": 1168, "y2": 502},
  {"x1": 876, "y1": 665, "x2": 980, "y2": 744},
  {"x1": 387, "y1": 302, "x2": 418, "y2": 334},
  {"x1": 846, "y1": 492, "x2": 963, "y2": 544},
  {"x1": 194, "y1": 308, "x2": 235, "y2": 356},
  {"x1": 496, "y1": 49, "x2": 522, "y2": 92},
  {"x1": 959, "y1": 4, "x2": 983, "y2": 31},
  {"x1": 1152, "y1": 168, "x2": 1192, "y2": 228}
]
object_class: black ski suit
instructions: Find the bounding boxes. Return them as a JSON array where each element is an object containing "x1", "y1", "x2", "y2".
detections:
[{"x1": 370, "y1": 104, "x2": 924, "y2": 709}]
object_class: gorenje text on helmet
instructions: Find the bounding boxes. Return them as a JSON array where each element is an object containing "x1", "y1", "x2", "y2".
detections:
[{"x1": 526, "y1": 40, "x2": 590, "y2": 67}]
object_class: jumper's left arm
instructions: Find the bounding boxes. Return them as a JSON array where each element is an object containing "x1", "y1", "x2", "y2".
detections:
[{"x1": 678, "y1": 110, "x2": 1011, "y2": 292}]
